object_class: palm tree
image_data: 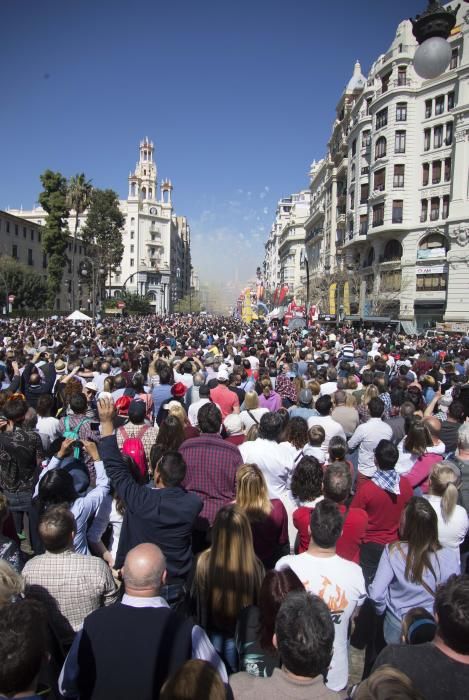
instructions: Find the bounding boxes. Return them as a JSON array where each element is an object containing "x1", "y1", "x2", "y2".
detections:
[{"x1": 67, "y1": 174, "x2": 93, "y2": 309}]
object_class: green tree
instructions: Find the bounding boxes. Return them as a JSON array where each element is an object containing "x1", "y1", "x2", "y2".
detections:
[
  {"x1": 38, "y1": 170, "x2": 70, "y2": 307},
  {"x1": 104, "y1": 291, "x2": 152, "y2": 315},
  {"x1": 173, "y1": 291, "x2": 202, "y2": 313},
  {"x1": 67, "y1": 173, "x2": 93, "y2": 309},
  {"x1": 0, "y1": 257, "x2": 47, "y2": 311},
  {"x1": 81, "y1": 189, "x2": 124, "y2": 294}
]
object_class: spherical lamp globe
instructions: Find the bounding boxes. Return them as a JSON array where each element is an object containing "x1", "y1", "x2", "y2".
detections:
[{"x1": 413, "y1": 36, "x2": 452, "y2": 80}]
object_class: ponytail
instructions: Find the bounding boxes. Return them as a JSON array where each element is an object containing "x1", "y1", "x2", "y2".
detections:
[
  {"x1": 441, "y1": 482, "x2": 458, "y2": 523},
  {"x1": 429, "y1": 463, "x2": 460, "y2": 523}
]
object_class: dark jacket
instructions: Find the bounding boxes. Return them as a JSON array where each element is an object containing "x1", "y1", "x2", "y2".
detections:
[
  {"x1": 99, "y1": 435, "x2": 203, "y2": 574},
  {"x1": 10, "y1": 361, "x2": 57, "y2": 409}
]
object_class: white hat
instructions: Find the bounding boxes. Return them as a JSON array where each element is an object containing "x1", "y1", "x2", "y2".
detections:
[
  {"x1": 224, "y1": 413, "x2": 243, "y2": 435},
  {"x1": 84, "y1": 382, "x2": 98, "y2": 392},
  {"x1": 217, "y1": 368, "x2": 229, "y2": 382}
]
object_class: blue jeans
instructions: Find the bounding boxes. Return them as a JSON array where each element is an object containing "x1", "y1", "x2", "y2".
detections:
[
  {"x1": 384, "y1": 609, "x2": 402, "y2": 645},
  {"x1": 209, "y1": 632, "x2": 238, "y2": 673}
]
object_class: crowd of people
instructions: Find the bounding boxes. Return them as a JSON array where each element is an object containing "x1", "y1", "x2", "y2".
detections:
[{"x1": 0, "y1": 313, "x2": 469, "y2": 699}]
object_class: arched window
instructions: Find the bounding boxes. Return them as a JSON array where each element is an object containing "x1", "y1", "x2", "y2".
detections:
[
  {"x1": 375, "y1": 136, "x2": 387, "y2": 160},
  {"x1": 141, "y1": 187, "x2": 147, "y2": 200},
  {"x1": 130, "y1": 182, "x2": 136, "y2": 197},
  {"x1": 149, "y1": 188, "x2": 153, "y2": 199},
  {"x1": 130, "y1": 217, "x2": 135, "y2": 225},
  {"x1": 351, "y1": 164, "x2": 356, "y2": 182},
  {"x1": 143, "y1": 151, "x2": 147, "y2": 161},
  {"x1": 418, "y1": 232, "x2": 448, "y2": 259},
  {"x1": 383, "y1": 239, "x2": 403, "y2": 261}
]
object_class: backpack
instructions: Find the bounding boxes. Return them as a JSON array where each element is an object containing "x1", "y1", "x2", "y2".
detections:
[
  {"x1": 119, "y1": 425, "x2": 149, "y2": 477},
  {"x1": 63, "y1": 416, "x2": 91, "y2": 459}
]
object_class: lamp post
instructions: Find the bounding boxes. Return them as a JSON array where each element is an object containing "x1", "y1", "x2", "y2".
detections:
[
  {"x1": 0, "y1": 266, "x2": 9, "y2": 317},
  {"x1": 411, "y1": 1, "x2": 464, "y2": 79},
  {"x1": 80, "y1": 260, "x2": 105, "y2": 321}
]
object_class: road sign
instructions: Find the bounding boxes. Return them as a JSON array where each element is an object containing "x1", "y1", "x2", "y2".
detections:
[
  {"x1": 7, "y1": 295, "x2": 15, "y2": 303},
  {"x1": 116, "y1": 301, "x2": 126, "y2": 309}
]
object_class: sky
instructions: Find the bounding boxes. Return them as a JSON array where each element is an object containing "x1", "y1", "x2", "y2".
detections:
[{"x1": 0, "y1": 0, "x2": 425, "y2": 290}]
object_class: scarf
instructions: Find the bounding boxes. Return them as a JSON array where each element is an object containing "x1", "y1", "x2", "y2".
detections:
[{"x1": 372, "y1": 469, "x2": 401, "y2": 495}]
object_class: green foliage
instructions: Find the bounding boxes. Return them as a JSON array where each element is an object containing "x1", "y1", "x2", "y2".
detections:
[
  {"x1": 173, "y1": 291, "x2": 202, "y2": 313},
  {"x1": 105, "y1": 291, "x2": 153, "y2": 315},
  {"x1": 38, "y1": 170, "x2": 70, "y2": 307},
  {"x1": 82, "y1": 189, "x2": 124, "y2": 274},
  {"x1": 67, "y1": 173, "x2": 93, "y2": 308},
  {"x1": 0, "y1": 257, "x2": 47, "y2": 311}
]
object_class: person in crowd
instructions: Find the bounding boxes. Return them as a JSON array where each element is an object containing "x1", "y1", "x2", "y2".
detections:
[
  {"x1": 307, "y1": 395, "x2": 346, "y2": 453},
  {"x1": 149, "y1": 414, "x2": 186, "y2": 476},
  {"x1": 401, "y1": 606, "x2": 437, "y2": 645},
  {"x1": 384, "y1": 398, "x2": 415, "y2": 445},
  {"x1": 442, "y1": 422, "x2": 469, "y2": 513},
  {"x1": 235, "y1": 568, "x2": 304, "y2": 677},
  {"x1": 230, "y1": 591, "x2": 341, "y2": 699},
  {"x1": 274, "y1": 362, "x2": 298, "y2": 408},
  {"x1": 224, "y1": 413, "x2": 246, "y2": 446},
  {"x1": 257, "y1": 378, "x2": 282, "y2": 412},
  {"x1": 210, "y1": 369, "x2": 240, "y2": 419},
  {"x1": 331, "y1": 390, "x2": 359, "y2": 438},
  {"x1": 116, "y1": 398, "x2": 159, "y2": 467},
  {"x1": 357, "y1": 384, "x2": 380, "y2": 424},
  {"x1": 33, "y1": 437, "x2": 109, "y2": 555},
  {"x1": 424, "y1": 462, "x2": 469, "y2": 558},
  {"x1": 36, "y1": 394, "x2": 61, "y2": 449},
  {"x1": 440, "y1": 400, "x2": 466, "y2": 454},
  {"x1": 0, "y1": 494, "x2": 21, "y2": 571},
  {"x1": 372, "y1": 574, "x2": 469, "y2": 700},
  {"x1": 130, "y1": 373, "x2": 154, "y2": 420},
  {"x1": 188, "y1": 383, "x2": 213, "y2": 427},
  {"x1": 160, "y1": 660, "x2": 228, "y2": 700},
  {"x1": 288, "y1": 387, "x2": 318, "y2": 421},
  {"x1": 151, "y1": 364, "x2": 173, "y2": 420},
  {"x1": 276, "y1": 500, "x2": 366, "y2": 692},
  {"x1": 0, "y1": 599, "x2": 50, "y2": 700},
  {"x1": 369, "y1": 496, "x2": 460, "y2": 644},
  {"x1": 323, "y1": 463, "x2": 368, "y2": 564},
  {"x1": 180, "y1": 402, "x2": 242, "y2": 549},
  {"x1": 396, "y1": 418, "x2": 442, "y2": 476},
  {"x1": 348, "y1": 397, "x2": 393, "y2": 484},
  {"x1": 235, "y1": 463, "x2": 289, "y2": 569},
  {"x1": 0, "y1": 559, "x2": 24, "y2": 606},
  {"x1": 193, "y1": 505, "x2": 264, "y2": 673},
  {"x1": 291, "y1": 456, "x2": 324, "y2": 553},
  {"x1": 280, "y1": 416, "x2": 310, "y2": 463},
  {"x1": 239, "y1": 390, "x2": 269, "y2": 433},
  {"x1": 23, "y1": 505, "x2": 118, "y2": 648},
  {"x1": 352, "y1": 666, "x2": 424, "y2": 700},
  {"x1": 304, "y1": 424, "x2": 327, "y2": 462},
  {"x1": 10, "y1": 352, "x2": 57, "y2": 409},
  {"x1": 352, "y1": 439, "x2": 413, "y2": 587},
  {"x1": 60, "y1": 543, "x2": 227, "y2": 698}
]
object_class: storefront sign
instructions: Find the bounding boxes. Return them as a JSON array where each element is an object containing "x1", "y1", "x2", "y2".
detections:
[{"x1": 416, "y1": 265, "x2": 445, "y2": 275}]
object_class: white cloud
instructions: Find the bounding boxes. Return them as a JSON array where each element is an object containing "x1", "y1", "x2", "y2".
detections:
[
  {"x1": 264, "y1": 186, "x2": 270, "y2": 192},
  {"x1": 263, "y1": 207, "x2": 268, "y2": 215},
  {"x1": 259, "y1": 192, "x2": 266, "y2": 200}
]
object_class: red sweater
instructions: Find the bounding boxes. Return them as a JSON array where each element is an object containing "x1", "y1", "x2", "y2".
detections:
[
  {"x1": 293, "y1": 503, "x2": 368, "y2": 564},
  {"x1": 351, "y1": 476, "x2": 413, "y2": 545}
]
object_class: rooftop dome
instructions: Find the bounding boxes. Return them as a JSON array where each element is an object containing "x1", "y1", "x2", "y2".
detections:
[{"x1": 346, "y1": 60, "x2": 366, "y2": 92}]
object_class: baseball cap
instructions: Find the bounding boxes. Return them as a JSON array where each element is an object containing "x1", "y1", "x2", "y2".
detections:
[
  {"x1": 298, "y1": 388, "x2": 313, "y2": 406},
  {"x1": 224, "y1": 413, "x2": 243, "y2": 435},
  {"x1": 171, "y1": 382, "x2": 187, "y2": 399},
  {"x1": 217, "y1": 369, "x2": 229, "y2": 382}
]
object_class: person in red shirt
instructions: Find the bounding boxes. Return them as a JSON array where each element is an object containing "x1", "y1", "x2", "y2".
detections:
[
  {"x1": 323, "y1": 462, "x2": 368, "y2": 564},
  {"x1": 209, "y1": 370, "x2": 240, "y2": 420},
  {"x1": 291, "y1": 457, "x2": 324, "y2": 553},
  {"x1": 352, "y1": 439, "x2": 413, "y2": 587}
]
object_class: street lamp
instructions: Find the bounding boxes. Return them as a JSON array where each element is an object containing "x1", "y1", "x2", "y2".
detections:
[
  {"x1": 411, "y1": 1, "x2": 462, "y2": 79},
  {"x1": 80, "y1": 260, "x2": 105, "y2": 320}
]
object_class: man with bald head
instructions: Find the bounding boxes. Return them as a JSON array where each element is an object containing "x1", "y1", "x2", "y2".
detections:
[{"x1": 60, "y1": 544, "x2": 227, "y2": 699}]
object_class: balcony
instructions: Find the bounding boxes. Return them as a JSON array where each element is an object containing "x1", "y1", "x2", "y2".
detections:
[
  {"x1": 305, "y1": 227, "x2": 324, "y2": 244},
  {"x1": 359, "y1": 226, "x2": 368, "y2": 236},
  {"x1": 336, "y1": 213, "x2": 346, "y2": 227}
]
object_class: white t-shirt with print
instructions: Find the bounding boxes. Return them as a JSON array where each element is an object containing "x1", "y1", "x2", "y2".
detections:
[{"x1": 276, "y1": 552, "x2": 366, "y2": 691}]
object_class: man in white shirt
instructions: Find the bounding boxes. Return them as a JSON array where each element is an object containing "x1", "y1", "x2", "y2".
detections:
[
  {"x1": 307, "y1": 396, "x2": 346, "y2": 453},
  {"x1": 348, "y1": 397, "x2": 393, "y2": 478},
  {"x1": 319, "y1": 368, "x2": 338, "y2": 397},
  {"x1": 276, "y1": 500, "x2": 366, "y2": 692},
  {"x1": 188, "y1": 385, "x2": 221, "y2": 427}
]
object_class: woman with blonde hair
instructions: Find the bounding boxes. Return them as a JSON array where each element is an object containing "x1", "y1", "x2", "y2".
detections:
[
  {"x1": 425, "y1": 462, "x2": 469, "y2": 556},
  {"x1": 192, "y1": 504, "x2": 264, "y2": 672},
  {"x1": 257, "y1": 378, "x2": 282, "y2": 413},
  {"x1": 0, "y1": 560, "x2": 24, "y2": 606},
  {"x1": 240, "y1": 391, "x2": 269, "y2": 433},
  {"x1": 396, "y1": 418, "x2": 441, "y2": 476},
  {"x1": 236, "y1": 464, "x2": 289, "y2": 569},
  {"x1": 358, "y1": 384, "x2": 379, "y2": 423},
  {"x1": 166, "y1": 401, "x2": 199, "y2": 439}
]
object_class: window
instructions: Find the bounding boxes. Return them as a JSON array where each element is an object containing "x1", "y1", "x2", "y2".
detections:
[
  {"x1": 351, "y1": 163, "x2": 356, "y2": 182},
  {"x1": 424, "y1": 129, "x2": 431, "y2": 151},
  {"x1": 396, "y1": 102, "x2": 407, "y2": 121},
  {"x1": 435, "y1": 95, "x2": 445, "y2": 115},
  {"x1": 421, "y1": 199, "x2": 428, "y2": 222},
  {"x1": 359, "y1": 214, "x2": 368, "y2": 235},
  {"x1": 432, "y1": 160, "x2": 442, "y2": 184},
  {"x1": 446, "y1": 122, "x2": 453, "y2": 146},
  {"x1": 372, "y1": 203, "x2": 384, "y2": 227},
  {"x1": 450, "y1": 48, "x2": 458, "y2": 69},
  {"x1": 447, "y1": 91, "x2": 455, "y2": 110},
  {"x1": 130, "y1": 258, "x2": 134, "y2": 267},
  {"x1": 425, "y1": 100, "x2": 432, "y2": 119},
  {"x1": 430, "y1": 197, "x2": 440, "y2": 221},
  {"x1": 130, "y1": 231, "x2": 134, "y2": 239},
  {"x1": 362, "y1": 130, "x2": 371, "y2": 148},
  {"x1": 422, "y1": 163, "x2": 430, "y2": 186},
  {"x1": 352, "y1": 139, "x2": 357, "y2": 156},
  {"x1": 434, "y1": 125, "x2": 443, "y2": 148},
  {"x1": 381, "y1": 269, "x2": 402, "y2": 292},
  {"x1": 131, "y1": 217, "x2": 135, "y2": 225},
  {"x1": 23, "y1": 227, "x2": 27, "y2": 238},
  {"x1": 30, "y1": 230, "x2": 34, "y2": 241},
  {"x1": 360, "y1": 183, "x2": 369, "y2": 203},
  {"x1": 15, "y1": 224, "x2": 18, "y2": 236},
  {"x1": 384, "y1": 239, "x2": 403, "y2": 260},
  {"x1": 12, "y1": 244, "x2": 18, "y2": 259},
  {"x1": 350, "y1": 189, "x2": 355, "y2": 210},
  {"x1": 397, "y1": 66, "x2": 407, "y2": 86},
  {"x1": 6, "y1": 221, "x2": 10, "y2": 233},
  {"x1": 375, "y1": 136, "x2": 387, "y2": 159},
  {"x1": 38, "y1": 232, "x2": 41, "y2": 243},
  {"x1": 376, "y1": 107, "x2": 388, "y2": 129},
  {"x1": 392, "y1": 200, "x2": 403, "y2": 224},
  {"x1": 130, "y1": 244, "x2": 134, "y2": 253},
  {"x1": 381, "y1": 72, "x2": 391, "y2": 93},
  {"x1": 395, "y1": 130, "x2": 406, "y2": 153},
  {"x1": 374, "y1": 167, "x2": 386, "y2": 191},
  {"x1": 366, "y1": 97, "x2": 372, "y2": 115},
  {"x1": 393, "y1": 164, "x2": 405, "y2": 188},
  {"x1": 442, "y1": 195, "x2": 450, "y2": 219},
  {"x1": 444, "y1": 157, "x2": 451, "y2": 181},
  {"x1": 416, "y1": 274, "x2": 447, "y2": 291},
  {"x1": 27, "y1": 249, "x2": 33, "y2": 266}
]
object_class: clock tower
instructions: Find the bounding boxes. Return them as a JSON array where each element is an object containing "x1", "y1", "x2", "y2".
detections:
[{"x1": 128, "y1": 136, "x2": 157, "y2": 201}]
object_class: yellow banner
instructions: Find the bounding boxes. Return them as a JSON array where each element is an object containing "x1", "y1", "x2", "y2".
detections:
[
  {"x1": 329, "y1": 283, "x2": 337, "y2": 315},
  {"x1": 343, "y1": 281, "x2": 350, "y2": 315}
]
